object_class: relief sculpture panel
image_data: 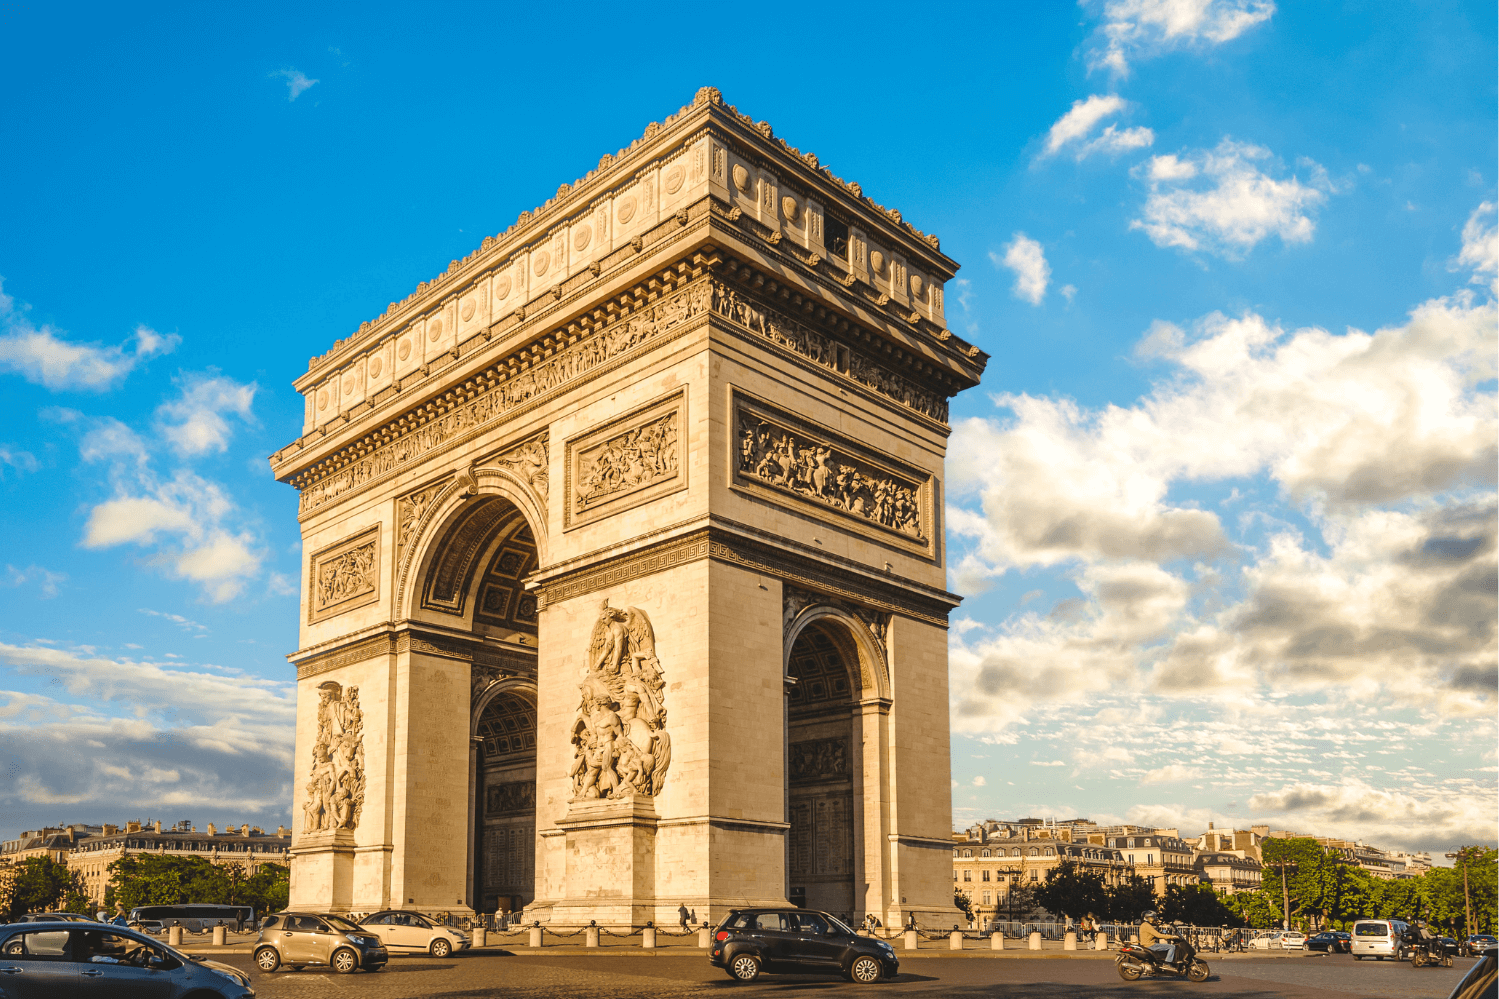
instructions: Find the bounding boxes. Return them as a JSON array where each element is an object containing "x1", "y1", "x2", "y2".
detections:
[
  {"x1": 309, "y1": 527, "x2": 380, "y2": 623},
  {"x1": 565, "y1": 393, "x2": 684, "y2": 528},
  {"x1": 302, "y1": 680, "x2": 365, "y2": 833},
  {"x1": 569, "y1": 601, "x2": 671, "y2": 800},
  {"x1": 733, "y1": 396, "x2": 929, "y2": 551}
]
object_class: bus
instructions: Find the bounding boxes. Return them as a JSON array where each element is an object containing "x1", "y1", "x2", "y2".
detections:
[{"x1": 127, "y1": 904, "x2": 254, "y2": 932}]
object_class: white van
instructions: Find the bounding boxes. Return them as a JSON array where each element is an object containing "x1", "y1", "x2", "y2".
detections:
[{"x1": 1351, "y1": 919, "x2": 1408, "y2": 960}]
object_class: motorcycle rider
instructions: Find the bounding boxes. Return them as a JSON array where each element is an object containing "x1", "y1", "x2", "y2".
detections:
[{"x1": 1139, "y1": 911, "x2": 1181, "y2": 968}]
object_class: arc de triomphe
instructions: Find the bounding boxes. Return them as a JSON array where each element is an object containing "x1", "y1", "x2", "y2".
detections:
[{"x1": 270, "y1": 87, "x2": 986, "y2": 928}]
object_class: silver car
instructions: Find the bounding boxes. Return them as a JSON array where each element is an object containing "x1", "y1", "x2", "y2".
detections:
[
  {"x1": 0, "y1": 920, "x2": 253, "y2": 998},
  {"x1": 358, "y1": 910, "x2": 471, "y2": 957}
]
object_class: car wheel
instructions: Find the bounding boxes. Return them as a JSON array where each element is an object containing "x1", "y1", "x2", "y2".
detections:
[
  {"x1": 430, "y1": 937, "x2": 452, "y2": 958},
  {"x1": 729, "y1": 953, "x2": 761, "y2": 982},
  {"x1": 331, "y1": 948, "x2": 359, "y2": 974},
  {"x1": 254, "y1": 947, "x2": 281, "y2": 972},
  {"x1": 848, "y1": 956, "x2": 882, "y2": 984}
]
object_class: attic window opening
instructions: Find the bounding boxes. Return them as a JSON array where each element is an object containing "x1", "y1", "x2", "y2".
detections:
[{"x1": 825, "y1": 216, "x2": 849, "y2": 257}]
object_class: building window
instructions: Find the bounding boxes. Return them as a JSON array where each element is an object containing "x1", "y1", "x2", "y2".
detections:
[
  {"x1": 1029, "y1": 870, "x2": 1038, "y2": 881},
  {"x1": 982, "y1": 870, "x2": 990, "y2": 882},
  {"x1": 981, "y1": 849, "x2": 990, "y2": 858},
  {"x1": 825, "y1": 215, "x2": 850, "y2": 256},
  {"x1": 982, "y1": 891, "x2": 991, "y2": 904},
  {"x1": 963, "y1": 870, "x2": 972, "y2": 882},
  {"x1": 1148, "y1": 854, "x2": 1154, "y2": 864},
  {"x1": 954, "y1": 871, "x2": 958, "y2": 881}
]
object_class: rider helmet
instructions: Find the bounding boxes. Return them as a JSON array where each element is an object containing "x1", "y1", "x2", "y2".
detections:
[{"x1": 1141, "y1": 910, "x2": 1160, "y2": 924}]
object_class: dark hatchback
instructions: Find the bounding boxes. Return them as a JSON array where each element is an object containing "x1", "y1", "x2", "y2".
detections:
[
  {"x1": 709, "y1": 908, "x2": 898, "y2": 984},
  {"x1": 1307, "y1": 931, "x2": 1352, "y2": 953}
]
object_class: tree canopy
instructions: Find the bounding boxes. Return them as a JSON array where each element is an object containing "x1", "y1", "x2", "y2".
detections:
[
  {"x1": 106, "y1": 855, "x2": 288, "y2": 918},
  {"x1": 1, "y1": 857, "x2": 91, "y2": 920}
]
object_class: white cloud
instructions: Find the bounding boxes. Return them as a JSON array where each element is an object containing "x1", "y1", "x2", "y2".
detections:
[
  {"x1": 0, "y1": 280, "x2": 178, "y2": 391},
  {"x1": 1041, "y1": 94, "x2": 1154, "y2": 162},
  {"x1": 1141, "y1": 763, "x2": 1203, "y2": 784},
  {"x1": 0, "y1": 444, "x2": 37, "y2": 479},
  {"x1": 994, "y1": 233, "x2": 1052, "y2": 305},
  {"x1": 972, "y1": 776, "x2": 987, "y2": 786},
  {"x1": 1131, "y1": 139, "x2": 1333, "y2": 258},
  {"x1": 4, "y1": 565, "x2": 66, "y2": 598},
  {"x1": 1087, "y1": 0, "x2": 1276, "y2": 77},
  {"x1": 156, "y1": 371, "x2": 258, "y2": 457},
  {"x1": 272, "y1": 68, "x2": 318, "y2": 101},
  {"x1": 0, "y1": 643, "x2": 295, "y2": 831},
  {"x1": 138, "y1": 608, "x2": 209, "y2": 633},
  {"x1": 1454, "y1": 201, "x2": 1497, "y2": 296}
]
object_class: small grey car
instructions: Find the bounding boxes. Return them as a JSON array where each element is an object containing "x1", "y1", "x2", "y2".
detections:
[{"x1": 0, "y1": 920, "x2": 253, "y2": 998}]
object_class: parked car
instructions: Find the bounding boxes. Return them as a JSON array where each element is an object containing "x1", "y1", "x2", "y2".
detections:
[
  {"x1": 12, "y1": 912, "x2": 97, "y2": 923},
  {"x1": 709, "y1": 907, "x2": 898, "y2": 983},
  {"x1": 1465, "y1": 935, "x2": 1499, "y2": 957},
  {"x1": 1250, "y1": 931, "x2": 1284, "y2": 950},
  {"x1": 254, "y1": 911, "x2": 388, "y2": 973},
  {"x1": 1307, "y1": 931, "x2": 1351, "y2": 953},
  {"x1": 1351, "y1": 919, "x2": 1410, "y2": 961},
  {"x1": 358, "y1": 910, "x2": 471, "y2": 957},
  {"x1": 1281, "y1": 931, "x2": 1308, "y2": 950},
  {"x1": 133, "y1": 919, "x2": 166, "y2": 935},
  {"x1": 0, "y1": 919, "x2": 253, "y2": 998}
]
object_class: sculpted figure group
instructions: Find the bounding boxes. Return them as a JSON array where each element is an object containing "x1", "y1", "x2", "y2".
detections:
[
  {"x1": 316, "y1": 542, "x2": 376, "y2": 610},
  {"x1": 738, "y1": 416, "x2": 923, "y2": 538},
  {"x1": 303, "y1": 681, "x2": 366, "y2": 832},
  {"x1": 575, "y1": 415, "x2": 678, "y2": 510},
  {"x1": 569, "y1": 601, "x2": 672, "y2": 801}
]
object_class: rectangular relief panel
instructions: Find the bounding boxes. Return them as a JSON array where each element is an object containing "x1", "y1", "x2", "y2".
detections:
[
  {"x1": 308, "y1": 526, "x2": 381, "y2": 623},
  {"x1": 730, "y1": 390, "x2": 934, "y2": 557},
  {"x1": 564, "y1": 389, "x2": 686, "y2": 529}
]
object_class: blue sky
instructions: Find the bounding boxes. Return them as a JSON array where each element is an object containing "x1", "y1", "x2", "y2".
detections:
[{"x1": 1, "y1": 1, "x2": 1493, "y2": 855}]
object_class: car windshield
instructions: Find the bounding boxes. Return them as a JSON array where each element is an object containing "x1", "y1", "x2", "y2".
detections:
[
  {"x1": 323, "y1": 915, "x2": 364, "y2": 933},
  {"x1": 825, "y1": 914, "x2": 856, "y2": 936}
]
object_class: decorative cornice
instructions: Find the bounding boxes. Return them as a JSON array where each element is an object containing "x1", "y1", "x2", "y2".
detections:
[{"x1": 290, "y1": 624, "x2": 535, "y2": 680}]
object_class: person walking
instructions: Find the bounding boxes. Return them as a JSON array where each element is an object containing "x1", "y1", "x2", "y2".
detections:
[{"x1": 678, "y1": 904, "x2": 691, "y2": 932}]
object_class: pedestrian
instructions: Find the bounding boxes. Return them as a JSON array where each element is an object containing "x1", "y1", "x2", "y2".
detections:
[
  {"x1": 1080, "y1": 912, "x2": 1098, "y2": 945},
  {"x1": 678, "y1": 903, "x2": 690, "y2": 931}
]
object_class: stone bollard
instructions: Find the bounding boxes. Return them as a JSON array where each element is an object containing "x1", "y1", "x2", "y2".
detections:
[
  {"x1": 168, "y1": 923, "x2": 182, "y2": 947},
  {"x1": 991, "y1": 931, "x2": 1004, "y2": 951},
  {"x1": 643, "y1": 924, "x2": 656, "y2": 949},
  {"x1": 949, "y1": 927, "x2": 964, "y2": 950},
  {"x1": 586, "y1": 922, "x2": 600, "y2": 948},
  {"x1": 528, "y1": 924, "x2": 543, "y2": 948},
  {"x1": 1094, "y1": 932, "x2": 1108, "y2": 951},
  {"x1": 473, "y1": 927, "x2": 486, "y2": 947},
  {"x1": 1028, "y1": 931, "x2": 1042, "y2": 951},
  {"x1": 904, "y1": 928, "x2": 919, "y2": 950},
  {"x1": 212, "y1": 924, "x2": 226, "y2": 946},
  {"x1": 1064, "y1": 931, "x2": 1077, "y2": 951},
  {"x1": 697, "y1": 924, "x2": 710, "y2": 948}
]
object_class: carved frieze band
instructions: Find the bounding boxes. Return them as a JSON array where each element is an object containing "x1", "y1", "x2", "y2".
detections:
[
  {"x1": 789, "y1": 736, "x2": 851, "y2": 785},
  {"x1": 486, "y1": 781, "x2": 537, "y2": 815},
  {"x1": 534, "y1": 526, "x2": 950, "y2": 626},
  {"x1": 292, "y1": 277, "x2": 713, "y2": 517},
  {"x1": 309, "y1": 526, "x2": 381, "y2": 624},
  {"x1": 565, "y1": 391, "x2": 684, "y2": 529},
  {"x1": 733, "y1": 394, "x2": 929, "y2": 549}
]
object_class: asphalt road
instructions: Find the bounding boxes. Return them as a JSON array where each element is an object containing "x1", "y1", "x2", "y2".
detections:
[{"x1": 214, "y1": 950, "x2": 1477, "y2": 998}]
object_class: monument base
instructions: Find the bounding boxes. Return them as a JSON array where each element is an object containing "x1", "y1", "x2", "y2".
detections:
[
  {"x1": 542, "y1": 796, "x2": 659, "y2": 927},
  {"x1": 289, "y1": 829, "x2": 355, "y2": 912}
]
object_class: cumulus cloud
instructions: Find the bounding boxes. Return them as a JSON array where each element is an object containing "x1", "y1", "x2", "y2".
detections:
[
  {"x1": 1042, "y1": 94, "x2": 1154, "y2": 161},
  {"x1": 0, "y1": 643, "x2": 295, "y2": 832},
  {"x1": 0, "y1": 280, "x2": 178, "y2": 391},
  {"x1": 1454, "y1": 201, "x2": 1497, "y2": 295},
  {"x1": 272, "y1": 68, "x2": 318, "y2": 101},
  {"x1": 1087, "y1": 0, "x2": 1276, "y2": 77},
  {"x1": 1131, "y1": 139, "x2": 1334, "y2": 258},
  {"x1": 156, "y1": 371, "x2": 258, "y2": 457},
  {"x1": 994, "y1": 233, "x2": 1052, "y2": 305}
]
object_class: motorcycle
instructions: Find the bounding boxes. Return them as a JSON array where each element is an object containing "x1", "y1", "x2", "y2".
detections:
[
  {"x1": 1404, "y1": 929, "x2": 1455, "y2": 968},
  {"x1": 1116, "y1": 930, "x2": 1211, "y2": 982}
]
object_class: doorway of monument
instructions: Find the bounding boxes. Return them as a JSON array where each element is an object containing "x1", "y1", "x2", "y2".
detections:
[
  {"x1": 408, "y1": 488, "x2": 544, "y2": 918},
  {"x1": 786, "y1": 622, "x2": 858, "y2": 920},
  {"x1": 473, "y1": 688, "x2": 537, "y2": 915}
]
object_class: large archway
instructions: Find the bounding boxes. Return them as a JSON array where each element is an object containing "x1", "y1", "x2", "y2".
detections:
[
  {"x1": 785, "y1": 622, "x2": 859, "y2": 919},
  {"x1": 473, "y1": 688, "x2": 537, "y2": 914}
]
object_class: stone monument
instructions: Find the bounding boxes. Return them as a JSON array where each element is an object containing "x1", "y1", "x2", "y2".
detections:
[{"x1": 271, "y1": 87, "x2": 987, "y2": 928}]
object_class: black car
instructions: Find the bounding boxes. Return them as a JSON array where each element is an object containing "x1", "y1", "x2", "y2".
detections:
[
  {"x1": 1307, "y1": 931, "x2": 1351, "y2": 953},
  {"x1": 709, "y1": 908, "x2": 898, "y2": 983}
]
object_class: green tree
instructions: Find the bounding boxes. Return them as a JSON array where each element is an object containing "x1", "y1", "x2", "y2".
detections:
[
  {"x1": 1260, "y1": 837, "x2": 1323, "y2": 928},
  {"x1": 1105, "y1": 875, "x2": 1157, "y2": 923},
  {"x1": 1002, "y1": 879, "x2": 1040, "y2": 919},
  {"x1": 1225, "y1": 887, "x2": 1282, "y2": 928},
  {"x1": 4, "y1": 857, "x2": 87, "y2": 920},
  {"x1": 954, "y1": 886, "x2": 974, "y2": 921},
  {"x1": 106, "y1": 855, "x2": 288, "y2": 917},
  {"x1": 1160, "y1": 884, "x2": 1242, "y2": 927},
  {"x1": 241, "y1": 864, "x2": 290, "y2": 917},
  {"x1": 1034, "y1": 862, "x2": 1109, "y2": 920}
]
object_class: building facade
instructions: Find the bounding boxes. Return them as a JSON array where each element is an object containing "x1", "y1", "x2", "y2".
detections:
[
  {"x1": 269, "y1": 87, "x2": 986, "y2": 927},
  {"x1": 1193, "y1": 851, "x2": 1262, "y2": 894},
  {"x1": 67, "y1": 821, "x2": 292, "y2": 905}
]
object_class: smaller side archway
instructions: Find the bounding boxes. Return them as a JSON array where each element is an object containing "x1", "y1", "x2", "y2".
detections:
[{"x1": 469, "y1": 678, "x2": 539, "y2": 916}]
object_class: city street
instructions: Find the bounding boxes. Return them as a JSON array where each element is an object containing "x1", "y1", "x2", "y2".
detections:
[{"x1": 209, "y1": 950, "x2": 1478, "y2": 999}]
